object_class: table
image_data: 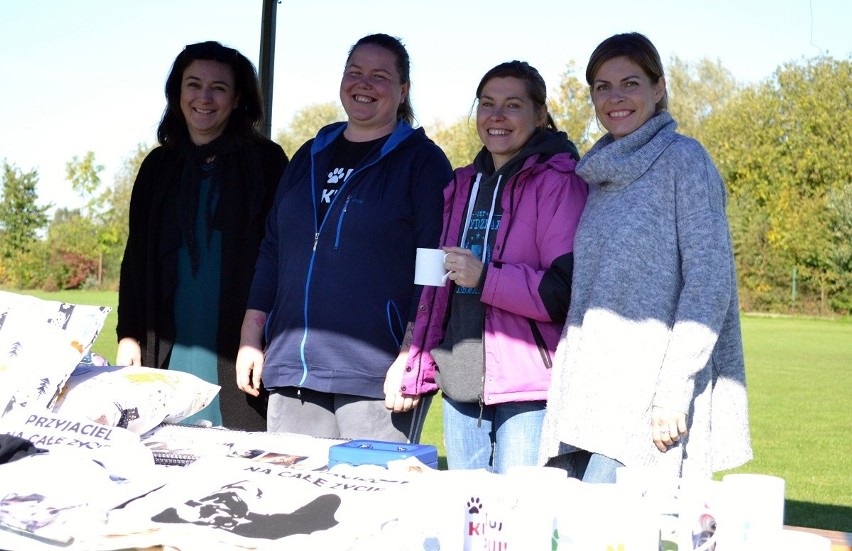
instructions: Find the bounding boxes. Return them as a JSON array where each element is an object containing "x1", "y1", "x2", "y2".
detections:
[{"x1": 785, "y1": 525, "x2": 852, "y2": 551}]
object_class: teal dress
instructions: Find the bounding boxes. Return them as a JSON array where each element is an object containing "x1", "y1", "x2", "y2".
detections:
[{"x1": 171, "y1": 166, "x2": 223, "y2": 426}]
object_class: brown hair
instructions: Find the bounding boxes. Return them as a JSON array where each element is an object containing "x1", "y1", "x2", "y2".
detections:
[
  {"x1": 586, "y1": 32, "x2": 668, "y2": 112},
  {"x1": 346, "y1": 33, "x2": 415, "y2": 124},
  {"x1": 475, "y1": 60, "x2": 557, "y2": 131}
]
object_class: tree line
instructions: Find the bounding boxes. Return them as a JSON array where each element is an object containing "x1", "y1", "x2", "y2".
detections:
[{"x1": 1, "y1": 55, "x2": 849, "y2": 315}]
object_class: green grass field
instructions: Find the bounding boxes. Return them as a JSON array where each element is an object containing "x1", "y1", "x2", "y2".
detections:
[
  {"x1": 718, "y1": 314, "x2": 852, "y2": 532},
  {"x1": 10, "y1": 290, "x2": 852, "y2": 532}
]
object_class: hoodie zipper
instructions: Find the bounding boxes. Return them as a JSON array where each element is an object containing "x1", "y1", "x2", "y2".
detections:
[
  {"x1": 460, "y1": 172, "x2": 498, "y2": 426},
  {"x1": 298, "y1": 134, "x2": 395, "y2": 387},
  {"x1": 478, "y1": 309, "x2": 487, "y2": 428}
]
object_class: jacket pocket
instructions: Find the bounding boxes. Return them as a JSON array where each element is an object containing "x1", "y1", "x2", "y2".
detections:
[
  {"x1": 528, "y1": 319, "x2": 552, "y2": 369},
  {"x1": 333, "y1": 195, "x2": 365, "y2": 250},
  {"x1": 386, "y1": 299, "x2": 405, "y2": 349}
]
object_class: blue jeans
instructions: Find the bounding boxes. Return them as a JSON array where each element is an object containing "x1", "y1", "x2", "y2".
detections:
[
  {"x1": 442, "y1": 395, "x2": 546, "y2": 473},
  {"x1": 573, "y1": 450, "x2": 624, "y2": 483}
]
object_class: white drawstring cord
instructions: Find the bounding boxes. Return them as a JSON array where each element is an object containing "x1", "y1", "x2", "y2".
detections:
[{"x1": 459, "y1": 172, "x2": 500, "y2": 263}]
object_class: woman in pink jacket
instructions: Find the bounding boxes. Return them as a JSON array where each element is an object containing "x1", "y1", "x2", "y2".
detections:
[{"x1": 384, "y1": 61, "x2": 588, "y2": 472}]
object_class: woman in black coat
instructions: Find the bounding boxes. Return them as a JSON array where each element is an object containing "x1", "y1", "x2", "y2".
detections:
[{"x1": 117, "y1": 41, "x2": 288, "y2": 430}]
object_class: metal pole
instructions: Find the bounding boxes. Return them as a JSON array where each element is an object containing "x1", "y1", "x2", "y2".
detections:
[
  {"x1": 791, "y1": 266, "x2": 798, "y2": 303},
  {"x1": 258, "y1": 0, "x2": 278, "y2": 139}
]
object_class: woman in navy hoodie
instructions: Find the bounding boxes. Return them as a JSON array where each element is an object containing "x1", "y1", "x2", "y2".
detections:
[{"x1": 236, "y1": 33, "x2": 451, "y2": 442}]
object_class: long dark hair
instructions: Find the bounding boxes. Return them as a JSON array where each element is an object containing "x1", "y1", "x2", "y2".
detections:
[
  {"x1": 475, "y1": 60, "x2": 557, "y2": 131},
  {"x1": 157, "y1": 41, "x2": 264, "y2": 147},
  {"x1": 586, "y1": 32, "x2": 668, "y2": 112},
  {"x1": 346, "y1": 33, "x2": 415, "y2": 125}
]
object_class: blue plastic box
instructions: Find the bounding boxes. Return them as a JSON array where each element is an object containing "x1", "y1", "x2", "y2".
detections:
[{"x1": 328, "y1": 439, "x2": 438, "y2": 469}]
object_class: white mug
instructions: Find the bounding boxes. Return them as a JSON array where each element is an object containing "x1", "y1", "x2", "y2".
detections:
[
  {"x1": 719, "y1": 473, "x2": 786, "y2": 549},
  {"x1": 615, "y1": 467, "x2": 720, "y2": 551},
  {"x1": 414, "y1": 248, "x2": 449, "y2": 286}
]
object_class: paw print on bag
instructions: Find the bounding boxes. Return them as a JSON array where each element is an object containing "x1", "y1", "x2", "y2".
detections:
[
  {"x1": 327, "y1": 167, "x2": 345, "y2": 184},
  {"x1": 466, "y1": 496, "x2": 483, "y2": 514}
]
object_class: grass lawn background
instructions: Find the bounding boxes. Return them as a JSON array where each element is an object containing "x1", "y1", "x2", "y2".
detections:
[{"x1": 12, "y1": 290, "x2": 852, "y2": 532}]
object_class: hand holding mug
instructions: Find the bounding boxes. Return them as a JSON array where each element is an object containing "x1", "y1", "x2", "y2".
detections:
[{"x1": 443, "y1": 246, "x2": 484, "y2": 288}]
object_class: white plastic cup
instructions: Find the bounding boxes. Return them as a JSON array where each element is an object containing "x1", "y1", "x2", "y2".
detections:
[
  {"x1": 502, "y1": 467, "x2": 568, "y2": 549},
  {"x1": 396, "y1": 469, "x2": 493, "y2": 551},
  {"x1": 615, "y1": 465, "x2": 680, "y2": 499},
  {"x1": 677, "y1": 477, "x2": 721, "y2": 551},
  {"x1": 555, "y1": 482, "x2": 658, "y2": 550}
]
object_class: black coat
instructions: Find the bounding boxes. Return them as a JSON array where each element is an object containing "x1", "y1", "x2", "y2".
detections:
[{"x1": 117, "y1": 136, "x2": 288, "y2": 431}]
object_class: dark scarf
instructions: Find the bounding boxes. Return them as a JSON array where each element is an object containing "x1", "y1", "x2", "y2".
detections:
[{"x1": 177, "y1": 133, "x2": 241, "y2": 276}]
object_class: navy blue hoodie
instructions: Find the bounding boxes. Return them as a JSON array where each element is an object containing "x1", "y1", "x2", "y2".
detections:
[{"x1": 248, "y1": 120, "x2": 452, "y2": 398}]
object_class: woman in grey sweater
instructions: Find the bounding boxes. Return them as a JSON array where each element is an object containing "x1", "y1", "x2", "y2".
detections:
[{"x1": 540, "y1": 32, "x2": 752, "y2": 482}]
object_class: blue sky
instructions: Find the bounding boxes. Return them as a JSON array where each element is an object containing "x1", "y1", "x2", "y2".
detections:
[{"x1": 1, "y1": 0, "x2": 849, "y2": 212}]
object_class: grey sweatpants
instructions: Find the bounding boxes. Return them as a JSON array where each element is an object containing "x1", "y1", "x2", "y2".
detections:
[{"x1": 267, "y1": 386, "x2": 431, "y2": 443}]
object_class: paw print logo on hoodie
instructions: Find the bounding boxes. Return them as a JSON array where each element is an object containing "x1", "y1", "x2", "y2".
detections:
[{"x1": 327, "y1": 168, "x2": 345, "y2": 184}]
